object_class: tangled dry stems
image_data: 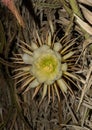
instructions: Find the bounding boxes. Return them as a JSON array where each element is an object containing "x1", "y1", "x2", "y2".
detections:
[{"x1": 0, "y1": 0, "x2": 92, "y2": 130}]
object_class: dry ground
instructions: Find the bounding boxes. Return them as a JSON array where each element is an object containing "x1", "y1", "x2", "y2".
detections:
[{"x1": 0, "y1": 0, "x2": 92, "y2": 130}]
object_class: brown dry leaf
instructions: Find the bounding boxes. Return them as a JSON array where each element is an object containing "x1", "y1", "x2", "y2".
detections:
[
  {"x1": 1, "y1": 0, "x2": 25, "y2": 27},
  {"x1": 80, "y1": 4, "x2": 92, "y2": 25},
  {"x1": 74, "y1": 14, "x2": 92, "y2": 35},
  {"x1": 61, "y1": 124, "x2": 90, "y2": 130},
  {"x1": 78, "y1": 0, "x2": 92, "y2": 6},
  {"x1": 82, "y1": 37, "x2": 92, "y2": 51},
  {"x1": 77, "y1": 64, "x2": 92, "y2": 111}
]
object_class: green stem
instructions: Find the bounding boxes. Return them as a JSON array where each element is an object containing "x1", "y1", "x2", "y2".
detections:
[
  {"x1": 69, "y1": 0, "x2": 89, "y2": 39},
  {"x1": 65, "y1": 15, "x2": 74, "y2": 35},
  {"x1": 60, "y1": 0, "x2": 72, "y2": 15},
  {"x1": 69, "y1": 0, "x2": 83, "y2": 19}
]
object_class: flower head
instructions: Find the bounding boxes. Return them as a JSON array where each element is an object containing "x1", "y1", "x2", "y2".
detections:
[
  {"x1": 27, "y1": 45, "x2": 62, "y2": 85},
  {"x1": 12, "y1": 30, "x2": 79, "y2": 104}
]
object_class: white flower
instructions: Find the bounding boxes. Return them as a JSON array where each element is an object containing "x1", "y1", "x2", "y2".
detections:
[
  {"x1": 13, "y1": 31, "x2": 79, "y2": 104},
  {"x1": 22, "y1": 45, "x2": 62, "y2": 85}
]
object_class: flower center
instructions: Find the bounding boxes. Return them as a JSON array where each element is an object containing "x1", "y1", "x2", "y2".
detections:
[
  {"x1": 38, "y1": 55, "x2": 57, "y2": 73},
  {"x1": 31, "y1": 45, "x2": 62, "y2": 84}
]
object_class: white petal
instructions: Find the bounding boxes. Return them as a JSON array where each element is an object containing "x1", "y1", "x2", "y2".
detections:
[
  {"x1": 13, "y1": 66, "x2": 31, "y2": 72},
  {"x1": 63, "y1": 51, "x2": 74, "y2": 60},
  {"x1": 31, "y1": 42, "x2": 38, "y2": 50},
  {"x1": 54, "y1": 42, "x2": 62, "y2": 51},
  {"x1": 64, "y1": 71, "x2": 78, "y2": 80},
  {"x1": 41, "y1": 84, "x2": 47, "y2": 100},
  {"x1": 39, "y1": 84, "x2": 47, "y2": 104},
  {"x1": 33, "y1": 45, "x2": 50, "y2": 59},
  {"x1": 61, "y1": 63, "x2": 68, "y2": 72},
  {"x1": 22, "y1": 53, "x2": 33, "y2": 64},
  {"x1": 28, "y1": 79, "x2": 40, "y2": 88},
  {"x1": 57, "y1": 79, "x2": 67, "y2": 93}
]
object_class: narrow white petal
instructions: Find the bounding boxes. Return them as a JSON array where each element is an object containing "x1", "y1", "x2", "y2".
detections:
[
  {"x1": 64, "y1": 71, "x2": 78, "y2": 80},
  {"x1": 57, "y1": 79, "x2": 67, "y2": 93},
  {"x1": 63, "y1": 51, "x2": 74, "y2": 60},
  {"x1": 32, "y1": 85, "x2": 41, "y2": 99},
  {"x1": 61, "y1": 63, "x2": 68, "y2": 72},
  {"x1": 39, "y1": 84, "x2": 47, "y2": 105},
  {"x1": 22, "y1": 53, "x2": 33, "y2": 64},
  {"x1": 54, "y1": 42, "x2": 62, "y2": 51},
  {"x1": 13, "y1": 66, "x2": 31, "y2": 72},
  {"x1": 54, "y1": 83, "x2": 60, "y2": 101},
  {"x1": 23, "y1": 49, "x2": 32, "y2": 55},
  {"x1": 23, "y1": 78, "x2": 39, "y2": 94},
  {"x1": 28, "y1": 79, "x2": 40, "y2": 88},
  {"x1": 33, "y1": 45, "x2": 50, "y2": 59},
  {"x1": 35, "y1": 30, "x2": 42, "y2": 46},
  {"x1": 41, "y1": 84, "x2": 47, "y2": 100}
]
